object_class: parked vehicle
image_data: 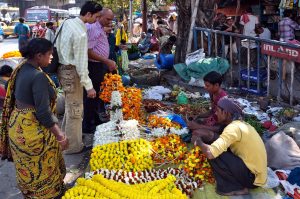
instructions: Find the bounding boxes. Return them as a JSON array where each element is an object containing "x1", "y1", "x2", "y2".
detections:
[{"x1": 0, "y1": 21, "x2": 18, "y2": 38}]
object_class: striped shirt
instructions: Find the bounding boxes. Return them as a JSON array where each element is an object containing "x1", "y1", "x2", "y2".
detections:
[
  {"x1": 55, "y1": 17, "x2": 93, "y2": 90},
  {"x1": 279, "y1": 17, "x2": 300, "y2": 42},
  {"x1": 86, "y1": 21, "x2": 109, "y2": 62}
]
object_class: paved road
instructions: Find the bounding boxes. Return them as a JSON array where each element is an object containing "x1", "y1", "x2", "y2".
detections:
[
  {"x1": 0, "y1": 37, "x2": 18, "y2": 57},
  {"x1": 0, "y1": 135, "x2": 93, "y2": 199}
]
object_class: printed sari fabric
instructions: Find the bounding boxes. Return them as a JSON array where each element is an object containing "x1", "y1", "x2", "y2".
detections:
[{"x1": 0, "y1": 61, "x2": 66, "y2": 198}]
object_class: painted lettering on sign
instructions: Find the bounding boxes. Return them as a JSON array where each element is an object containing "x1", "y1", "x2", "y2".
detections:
[{"x1": 261, "y1": 43, "x2": 300, "y2": 63}]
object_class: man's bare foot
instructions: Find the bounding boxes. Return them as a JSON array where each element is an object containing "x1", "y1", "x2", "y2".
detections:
[{"x1": 216, "y1": 188, "x2": 249, "y2": 196}]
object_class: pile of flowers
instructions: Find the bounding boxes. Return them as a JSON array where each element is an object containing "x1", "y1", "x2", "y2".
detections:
[
  {"x1": 90, "y1": 139, "x2": 153, "y2": 172},
  {"x1": 100, "y1": 74, "x2": 125, "y2": 103},
  {"x1": 151, "y1": 134, "x2": 188, "y2": 164},
  {"x1": 180, "y1": 146, "x2": 214, "y2": 183},
  {"x1": 86, "y1": 168, "x2": 201, "y2": 197},
  {"x1": 63, "y1": 174, "x2": 187, "y2": 199},
  {"x1": 148, "y1": 115, "x2": 181, "y2": 129},
  {"x1": 1, "y1": 50, "x2": 22, "y2": 58},
  {"x1": 93, "y1": 120, "x2": 140, "y2": 147},
  {"x1": 122, "y1": 87, "x2": 143, "y2": 122},
  {"x1": 100, "y1": 74, "x2": 143, "y2": 122},
  {"x1": 151, "y1": 127, "x2": 189, "y2": 137}
]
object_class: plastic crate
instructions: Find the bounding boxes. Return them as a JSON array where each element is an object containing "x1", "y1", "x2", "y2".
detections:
[
  {"x1": 240, "y1": 86, "x2": 267, "y2": 96},
  {"x1": 240, "y1": 68, "x2": 267, "y2": 82}
]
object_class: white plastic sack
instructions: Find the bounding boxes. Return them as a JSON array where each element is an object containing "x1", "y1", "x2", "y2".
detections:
[
  {"x1": 188, "y1": 77, "x2": 205, "y2": 87},
  {"x1": 185, "y1": 49, "x2": 205, "y2": 66},
  {"x1": 265, "y1": 131, "x2": 300, "y2": 170},
  {"x1": 262, "y1": 167, "x2": 280, "y2": 189}
]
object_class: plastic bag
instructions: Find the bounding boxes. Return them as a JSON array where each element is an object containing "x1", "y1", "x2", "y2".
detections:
[
  {"x1": 177, "y1": 91, "x2": 188, "y2": 105},
  {"x1": 188, "y1": 77, "x2": 205, "y2": 87},
  {"x1": 262, "y1": 167, "x2": 280, "y2": 189},
  {"x1": 166, "y1": 114, "x2": 187, "y2": 128},
  {"x1": 121, "y1": 50, "x2": 129, "y2": 71},
  {"x1": 185, "y1": 48, "x2": 205, "y2": 66}
]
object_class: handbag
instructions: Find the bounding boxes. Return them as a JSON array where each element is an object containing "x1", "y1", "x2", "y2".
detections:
[{"x1": 43, "y1": 19, "x2": 69, "y2": 74}]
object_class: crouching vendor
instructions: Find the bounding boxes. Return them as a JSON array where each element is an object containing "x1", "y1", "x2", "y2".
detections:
[{"x1": 192, "y1": 97, "x2": 267, "y2": 196}]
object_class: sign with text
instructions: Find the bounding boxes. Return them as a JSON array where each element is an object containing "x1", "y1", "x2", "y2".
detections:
[{"x1": 261, "y1": 43, "x2": 300, "y2": 63}]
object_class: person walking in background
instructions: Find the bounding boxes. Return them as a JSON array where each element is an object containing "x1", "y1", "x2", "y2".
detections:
[
  {"x1": 168, "y1": 12, "x2": 178, "y2": 34},
  {"x1": 45, "y1": 22, "x2": 55, "y2": 43},
  {"x1": 83, "y1": 8, "x2": 117, "y2": 135},
  {"x1": 255, "y1": 24, "x2": 271, "y2": 40},
  {"x1": 239, "y1": 7, "x2": 259, "y2": 37},
  {"x1": 104, "y1": 24, "x2": 117, "y2": 62},
  {"x1": 14, "y1": 17, "x2": 30, "y2": 50},
  {"x1": 221, "y1": 17, "x2": 239, "y2": 62},
  {"x1": 0, "y1": 38, "x2": 68, "y2": 199},
  {"x1": 156, "y1": 19, "x2": 173, "y2": 46},
  {"x1": 55, "y1": 1, "x2": 102, "y2": 154},
  {"x1": 279, "y1": 9, "x2": 300, "y2": 42},
  {"x1": 115, "y1": 23, "x2": 128, "y2": 46}
]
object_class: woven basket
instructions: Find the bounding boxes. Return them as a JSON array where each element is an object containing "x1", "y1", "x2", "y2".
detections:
[{"x1": 129, "y1": 68, "x2": 160, "y2": 86}]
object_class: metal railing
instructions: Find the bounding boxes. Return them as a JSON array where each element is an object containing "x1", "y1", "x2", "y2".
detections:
[{"x1": 193, "y1": 27, "x2": 300, "y2": 105}]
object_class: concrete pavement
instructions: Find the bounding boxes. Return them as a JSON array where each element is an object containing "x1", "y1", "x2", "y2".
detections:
[{"x1": 0, "y1": 134, "x2": 93, "y2": 199}]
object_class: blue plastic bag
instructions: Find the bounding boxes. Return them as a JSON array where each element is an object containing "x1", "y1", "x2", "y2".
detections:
[{"x1": 166, "y1": 114, "x2": 187, "y2": 128}]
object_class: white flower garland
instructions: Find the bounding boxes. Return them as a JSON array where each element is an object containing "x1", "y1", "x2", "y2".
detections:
[
  {"x1": 109, "y1": 91, "x2": 123, "y2": 121},
  {"x1": 150, "y1": 127, "x2": 189, "y2": 137},
  {"x1": 93, "y1": 120, "x2": 140, "y2": 147}
]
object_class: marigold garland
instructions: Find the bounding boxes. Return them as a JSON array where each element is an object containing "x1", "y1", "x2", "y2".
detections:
[
  {"x1": 151, "y1": 134, "x2": 188, "y2": 164},
  {"x1": 100, "y1": 74, "x2": 144, "y2": 122},
  {"x1": 180, "y1": 146, "x2": 215, "y2": 183},
  {"x1": 122, "y1": 87, "x2": 143, "y2": 122},
  {"x1": 87, "y1": 168, "x2": 201, "y2": 197},
  {"x1": 62, "y1": 174, "x2": 188, "y2": 199},
  {"x1": 90, "y1": 139, "x2": 153, "y2": 172},
  {"x1": 148, "y1": 115, "x2": 181, "y2": 129},
  {"x1": 100, "y1": 74, "x2": 125, "y2": 103},
  {"x1": 1, "y1": 50, "x2": 22, "y2": 58}
]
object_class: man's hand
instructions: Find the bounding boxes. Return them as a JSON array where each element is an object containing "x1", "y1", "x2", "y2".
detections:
[
  {"x1": 187, "y1": 120, "x2": 201, "y2": 130},
  {"x1": 194, "y1": 137, "x2": 214, "y2": 159},
  {"x1": 87, "y1": 88, "x2": 96, "y2": 98},
  {"x1": 106, "y1": 59, "x2": 117, "y2": 72}
]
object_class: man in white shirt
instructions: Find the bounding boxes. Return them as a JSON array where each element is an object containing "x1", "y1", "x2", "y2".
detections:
[
  {"x1": 56, "y1": 1, "x2": 102, "y2": 154},
  {"x1": 45, "y1": 22, "x2": 55, "y2": 43},
  {"x1": 255, "y1": 25, "x2": 271, "y2": 40},
  {"x1": 240, "y1": 7, "x2": 259, "y2": 37}
]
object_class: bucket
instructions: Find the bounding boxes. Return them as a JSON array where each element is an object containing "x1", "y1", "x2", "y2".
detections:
[{"x1": 156, "y1": 54, "x2": 174, "y2": 69}]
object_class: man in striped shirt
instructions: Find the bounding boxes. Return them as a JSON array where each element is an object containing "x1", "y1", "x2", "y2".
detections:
[
  {"x1": 56, "y1": 1, "x2": 102, "y2": 154},
  {"x1": 83, "y1": 8, "x2": 117, "y2": 134}
]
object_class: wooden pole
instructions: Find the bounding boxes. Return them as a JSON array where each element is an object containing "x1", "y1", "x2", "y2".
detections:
[
  {"x1": 142, "y1": 0, "x2": 147, "y2": 32},
  {"x1": 186, "y1": 0, "x2": 200, "y2": 53}
]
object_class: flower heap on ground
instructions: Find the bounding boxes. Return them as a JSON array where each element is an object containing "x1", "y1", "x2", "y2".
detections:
[
  {"x1": 100, "y1": 74, "x2": 143, "y2": 123},
  {"x1": 93, "y1": 120, "x2": 140, "y2": 147},
  {"x1": 85, "y1": 168, "x2": 202, "y2": 197},
  {"x1": 148, "y1": 115, "x2": 181, "y2": 129},
  {"x1": 180, "y1": 146, "x2": 214, "y2": 183},
  {"x1": 151, "y1": 134, "x2": 188, "y2": 165},
  {"x1": 63, "y1": 174, "x2": 187, "y2": 199},
  {"x1": 1, "y1": 50, "x2": 22, "y2": 58},
  {"x1": 90, "y1": 139, "x2": 153, "y2": 172}
]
